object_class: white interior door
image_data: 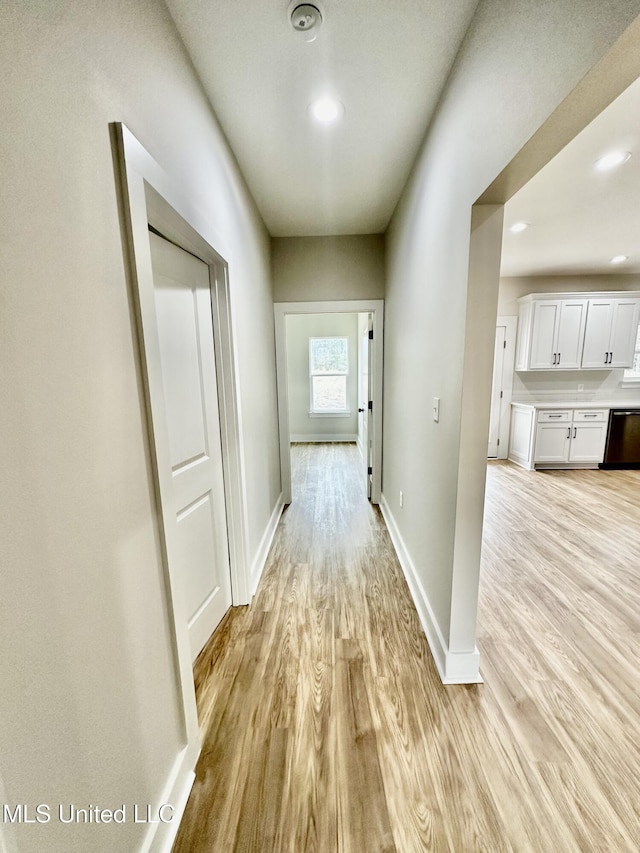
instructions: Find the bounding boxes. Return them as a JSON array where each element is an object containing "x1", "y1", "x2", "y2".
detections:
[
  {"x1": 488, "y1": 325, "x2": 506, "y2": 458},
  {"x1": 357, "y1": 314, "x2": 366, "y2": 459},
  {"x1": 359, "y1": 313, "x2": 373, "y2": 498},
  {"x1": 149, "y1": 232, "x2": 232, "y2": 662}
]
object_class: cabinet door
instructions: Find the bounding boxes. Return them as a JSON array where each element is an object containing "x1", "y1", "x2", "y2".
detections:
[
  {"x1": 581, "y1": 300, "x2": 613, "y2": 368},
  {"x1": 529, "y1": 301, "x2": 560, "y2": 369},
  {"x1": 534, "y1": 423, "x2": 570, "y2": 462},
  {"x1": 609, "y1": 299, "x2": 640, "y2": 368},
  {"x1": 555, "y1": 300, "x2": 587, "y2": 369},
  {"x1": 515, "y1": 301, "x2": 532, "y2": 371},
  {"x1": 568, "y1": 423, "x2": 607, "y2": 463}
]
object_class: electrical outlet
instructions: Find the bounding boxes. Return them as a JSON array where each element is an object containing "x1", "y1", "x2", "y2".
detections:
[
  {"x1": 399, "y1": 491, "x2": 403, "y2": 508},
  {"x1": 577, "y1": 383, "x2": 584, "y2": 392},
  {"x1": 433, "y1": 397, "x2": 440, "y2": 423}
]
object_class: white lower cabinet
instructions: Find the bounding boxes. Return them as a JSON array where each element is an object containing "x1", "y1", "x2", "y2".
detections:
[
  {"x1": 567, "y1": 411, "x2": 609, "y2": 463},
  {"x1": 534, "y1": 422, "x2": 571, "y2": 463},
  {"x1": 509, "y1": 404, "x2": 608, "y2": 469}
]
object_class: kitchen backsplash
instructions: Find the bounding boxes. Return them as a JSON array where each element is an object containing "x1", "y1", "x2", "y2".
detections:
[{"x1": 512, "y1": 369, "x2": 640, "y2": 403}]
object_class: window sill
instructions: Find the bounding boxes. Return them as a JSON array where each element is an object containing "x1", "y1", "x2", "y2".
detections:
[{"x1": 309, "y1": 411, "x2": 352, "y2": 418}]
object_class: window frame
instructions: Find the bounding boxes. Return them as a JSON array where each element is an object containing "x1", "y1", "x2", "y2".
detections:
[
  {"x1": 622, "y1": 324, "x2": 640, "y2": 387},
  {"x1": 308, "y1": 336, "x2": 351, "y2": 416}
]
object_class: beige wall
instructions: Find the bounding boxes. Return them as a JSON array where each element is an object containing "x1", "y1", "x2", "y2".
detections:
[
  {"x1": 272, "y1": 235, "x2": 385, "y2": 302},
  {"x1": 0, "y1": 2, "x2": 279, "y2": 852},
  {"x1": 286, "y1": 314, "x2": 359, "y2": 440},
  {"x1": 383, "y1": 0, "x2": 640, "y2": 674}
]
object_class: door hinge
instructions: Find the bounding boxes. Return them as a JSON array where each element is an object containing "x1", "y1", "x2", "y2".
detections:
[
  {"x1": 368, "y1": 329, "x2": 374, "y2": 340},
  {"x1": 368, "y1": 400, "x2": 373, "y2": 411},
  {"x1": 500, "y1": 390, "x2": 503, "y2": 398},
  {"x1": 497, "y1": 438, "x2": 500, "y2": 446},
  {"x1": 367, "y1": 466, "x2": 373, "y2": 475},
  {"x1": 503, "y1": 340, "x2": 507, "y2": 348}
]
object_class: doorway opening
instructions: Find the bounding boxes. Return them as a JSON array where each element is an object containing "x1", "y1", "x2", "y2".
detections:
[
  {"x1": 283, "y1": 311, "x2": 374, "y2": 499},
  {"x1": 274, "y1": 300, "x2": 384, "y2": 505},
  {"x1": 113, "y1": 123, "x2": 252, "y2": 852},
  {"x1": 447, "y1": 31, "x2": 640, "y2": 685}
]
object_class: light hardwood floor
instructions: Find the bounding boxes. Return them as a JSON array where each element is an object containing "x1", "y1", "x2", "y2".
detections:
[{"x1": 173, "y1": 445, "x2": 640, "y2": 852}]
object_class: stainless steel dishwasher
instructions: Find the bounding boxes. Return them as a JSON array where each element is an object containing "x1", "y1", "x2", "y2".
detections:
[{"x1": 601, "y1": 409, "x2": 640, "y2": 468}]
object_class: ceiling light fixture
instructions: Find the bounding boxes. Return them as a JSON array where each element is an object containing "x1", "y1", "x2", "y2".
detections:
[
  {"x1": 594, "y1": 150, "x2": 631, "y2": 172},
  {"x1": 289, "y1": 3, "x2": 323, "y2": 42},
  {"x1": 509, "y1": 222, "x2": 529, "y2": 234},
  {"x1": 610, "y1": 255, "x2": 629, "y2": 265},
  {"x1": 309, "y1": 96, "x2": 344, "y2": 124}
]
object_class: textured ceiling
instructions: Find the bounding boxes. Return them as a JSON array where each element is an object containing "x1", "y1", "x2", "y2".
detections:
[
  {"x1": 501, "y1": 74, "x2": 640, "y2": 278},
  {"x1": 164, "y1": 0, "x2": 479, "y2": 236}
]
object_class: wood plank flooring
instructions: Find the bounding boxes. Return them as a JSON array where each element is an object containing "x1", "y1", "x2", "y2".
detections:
[{"x1": 173, "y1": 446, "x2": 640, "y2": 852}]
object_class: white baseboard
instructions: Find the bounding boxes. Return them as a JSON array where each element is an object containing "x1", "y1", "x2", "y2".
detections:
[
  {"x1": 139, "y1": 743, "x2": 198, "y2": 853},
  {"x1": 290, "y1": 434, "x2": 358, "y2": 443},
  {"x1": 250, "y1": 492, "x2": 285, "y2": 595},
  {"x1": 379, "y1": 494, "x2": 482, "y2": 685}
]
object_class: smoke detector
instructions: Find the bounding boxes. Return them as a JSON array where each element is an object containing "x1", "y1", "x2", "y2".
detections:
[{"x1": 289, "y1": 3, "x2": 323, "y2": 42}]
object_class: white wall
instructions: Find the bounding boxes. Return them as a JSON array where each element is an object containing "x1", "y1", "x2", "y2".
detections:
[
  {"x1": 499, "y1": 274, "x2": 640, "y2": 402},
  {"x1": 286, "y1": 314, "x2": 359, "y2": 440},
  {"x1": 498, "y1": 273, "x2": 640, "y2": 315},
  {"x1": 383, "y1": 0, "x2": 640, "y2": 678},
  {"x1": 272, "y1": 235, "x2": 385, "y2": 302},
  {"x1": 0, "y1": 2, "x2": 280, "y2": 852}
]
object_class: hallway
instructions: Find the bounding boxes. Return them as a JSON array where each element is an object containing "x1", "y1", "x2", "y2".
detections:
[
  {"x1": 173, "y1": 442, "x2": 443, "y2": 852},
  {"x1": 173, "y1": 446, "x2": 640, "y2": 853}
]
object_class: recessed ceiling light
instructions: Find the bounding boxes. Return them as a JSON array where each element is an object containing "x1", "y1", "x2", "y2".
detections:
[
  {"x1": 309, "y1": 97, "x2": 344, "y2": 124},
  {"x1": 509, "y1": 222, "x2": 529, "y2": 234},
  {"x1": 594, "y1": 150, "x2": 631, "y2": 171},
  {"x1": 610, "y1": 255, "x2": 629, "y2": 265}
]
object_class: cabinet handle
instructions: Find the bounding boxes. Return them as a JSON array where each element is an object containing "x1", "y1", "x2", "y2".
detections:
[
  {"x1": 557, "y1": 352, "x2": 561, "y2": 364},
  {"x1": 549, "y1": 414, "x2": 562, "y2": 418},
  {"x1": 567, "y1": 427, "x2": 571, "y2": 439},
  {"x1": 609, "y1": 351, "x2": 613, "y2": 364},
  {"x1": 552, "y1": 353, "x2": 557, "y2": 365},
  {"x1": 573, "y1": 427, "x2": 577, "y2": 439}
]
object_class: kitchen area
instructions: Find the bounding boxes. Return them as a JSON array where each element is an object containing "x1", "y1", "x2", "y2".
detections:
[
  {"x1": 492, "y1": 73, "x2": 640, "y2": 474},
  {"x1": 506, "y1": 290, "x2": 640, "y2": 470}
]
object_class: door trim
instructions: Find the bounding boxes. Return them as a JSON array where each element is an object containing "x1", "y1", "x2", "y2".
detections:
[
  {"x1": 112, "y1": 123, "x2": 250, "y2": 851},
  {"x1": 274, "y1": 300, "x2": 384, "y2": 504}
]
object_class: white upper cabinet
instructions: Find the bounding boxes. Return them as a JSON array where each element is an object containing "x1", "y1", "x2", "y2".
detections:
[
  {"x1": 528, "y1": 301, "x2": 560, "y2": 369},
  {"x1": 556, "y1": 300, "x2": 588, "y2": 369},
  {"x1": 521, "y1": 298, "x2": 587, "y2": 370},
  {"x1": 516, "y1": 291, "x2": 640, "y2": 372},
  {"x1": 581, "y1": 298, "x2": 640, "y2": 369}
]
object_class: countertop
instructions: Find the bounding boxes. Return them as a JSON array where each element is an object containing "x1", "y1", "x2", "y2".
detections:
[{"x1": 511, "y1": 400, "x2": 640, "y2": 410}]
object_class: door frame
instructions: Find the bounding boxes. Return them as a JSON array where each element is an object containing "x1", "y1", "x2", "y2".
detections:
[
  {"x1": 274, "y1": 300, "x2": 384, "y2": 504},
  {"x1": 112, "y1": 123, "x2": 251, "y2": 845}
]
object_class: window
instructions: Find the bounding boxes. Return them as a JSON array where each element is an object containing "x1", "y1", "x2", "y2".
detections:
[
  {"x1": 623, "y1": 325, "x2": 640, "y2": 383},
  {"x1": 309, "y1": 336, "x2": 349, "y2": 414}
]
